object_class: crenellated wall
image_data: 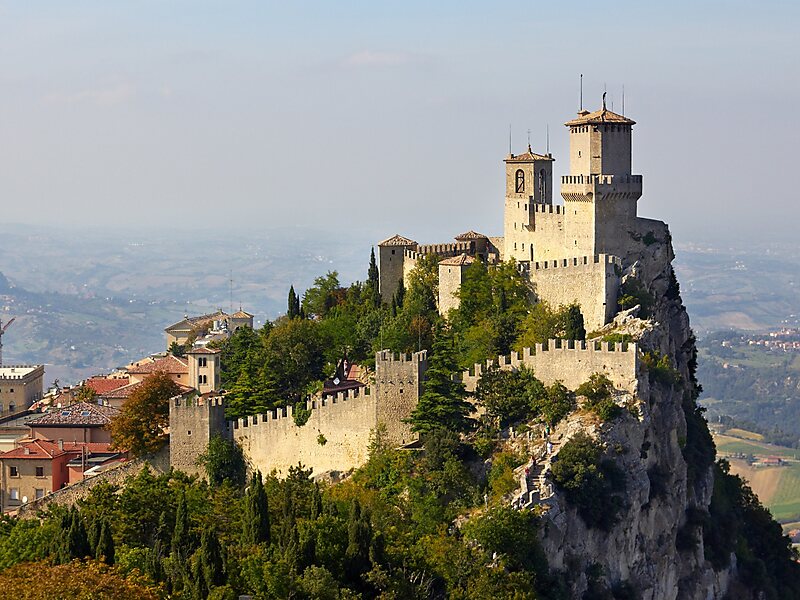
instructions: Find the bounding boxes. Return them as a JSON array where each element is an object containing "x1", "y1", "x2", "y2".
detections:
[
  {"x1": 460, "y1": 338, "x2": 639, "y2": 395},
  {"x1": 528, "y1": 254, "x2": 621, "y2": 332},
  {"x1": 169, "y1": 351, "x2": 426, "y2": 478}
]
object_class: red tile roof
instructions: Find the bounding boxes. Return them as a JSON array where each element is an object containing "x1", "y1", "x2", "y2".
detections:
[
  {"x1": 28, "y1": 402, "x2": 119, "y2": 427},
  {"x1": 128, "y1": 355, "x2": 188, "y2": 375},
  {"x1": 565, "y1": 108, "x2": 635, "y2": 126},
  {"x1": 85, "y1": 377, "x2": 130, "y2": 395},
  {"x1": 505, "y1": 146, "x2": 554, "y2": 162},
  {"x1": 378, "y1": 234, "x2": 417, "y2": 247},
  {"x1": 0, "y1": 439, "x2": 115, "y2": 460},
  {"x1": 439, "y1": 254, "x2": 475, "y2": 267},
  {"x1": 100, "y1": 381, "x2": 142, "y2": 400},
  {"x1": 454, "y1": 230, "x2": 488, "y2": 241},
  {"x1": 187, "y1": 347, "x2": 220, "y2": 355}
]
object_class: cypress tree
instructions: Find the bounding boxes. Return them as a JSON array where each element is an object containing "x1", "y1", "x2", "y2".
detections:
[
  {"x1": 66, "y1": 508, "x2": 91, "y2": 559},
  {"x1": 200, "y1": 526, "x2": 225, "y2": 587},
  {"x1": 96, "y1": 519, "x2": 115, "y2": 564},
  {"x1": 288, "y1": 286, "x2": 298, "y2": 319},
  {"x1": 172, "y1": 490, "x2": 191, "y2": 558},
  {"x1": 393, "y1": 278, "x2": 405, "y2": 309},
  {"x1": 345, "y1": 499, "x2": 372, "y2": 581},
  {"x1": 242, "y1": 471, "x2": 270, "y2": 546},
  {"x1": 407, "y1": 324, "x2": 475, "y2": 434},
  {"x1": 368, "y1": 248, "x2": 380, "y2": 307}
]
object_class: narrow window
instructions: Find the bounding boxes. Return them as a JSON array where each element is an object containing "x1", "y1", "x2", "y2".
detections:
[
  {"x1": 35, "y1": 489, "x2": 44, "y2": 499},
  {"x1": 35, "y1": 466, "x2": 44, "y2": 477},
  {"x1": 515, "y1": 169, "x2": 525, "y2": 193},
  {"x1": 10, "y1": 466, "x2": 18, "y2": 477}
]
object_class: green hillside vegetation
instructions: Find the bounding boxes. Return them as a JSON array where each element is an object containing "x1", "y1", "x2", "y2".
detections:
[{"x1": 698, "y1": 332, "x2": 800, "y2": 448}]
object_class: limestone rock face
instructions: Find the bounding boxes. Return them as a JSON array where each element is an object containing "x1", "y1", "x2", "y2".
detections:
[{"x1": 536, "y1": 226, "x2": 733, "y2": 599}]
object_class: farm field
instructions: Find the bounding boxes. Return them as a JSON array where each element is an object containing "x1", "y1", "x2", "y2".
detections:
[{"x1": 715, "y1": 433, "x2": 800, "y2": 523}]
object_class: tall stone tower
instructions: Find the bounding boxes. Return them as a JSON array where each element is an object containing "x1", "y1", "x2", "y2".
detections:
[
  {"x1": 503, "y1": 146, "x2": 554, "y2": 263},
  {"x1": 378, "y1": 235, "x2": 417, "y2": 303},
  {"x1": 187, "y1": 347, "x2": 220, "y2": 394},
  {"x1": 169, "y1": 395, "x2": 228, "y2": 478},
  {"x1": 560, "y1": 104, "x2": 642, "y2": 258}
]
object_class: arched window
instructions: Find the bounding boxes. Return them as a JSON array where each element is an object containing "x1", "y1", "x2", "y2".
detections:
[{"x1": 515, "y1": 169, "x2": 525, "y2": 193}]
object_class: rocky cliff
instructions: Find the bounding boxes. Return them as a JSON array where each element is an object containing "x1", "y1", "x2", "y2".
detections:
[{"x1": 532, "y1": 223, "x2": 734, "y2": 599}]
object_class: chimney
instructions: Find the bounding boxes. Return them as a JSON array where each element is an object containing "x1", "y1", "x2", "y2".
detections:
[
  {"x1": 23, "y1": 447, "x2": 30, "y2": 455},
  {"x1": 58, "y1": 439, "x2": 64, "y2": 451}
]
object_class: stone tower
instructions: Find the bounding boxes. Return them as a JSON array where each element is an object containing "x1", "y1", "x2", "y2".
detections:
[
  {"x1": 187, "y1": 347, "x2": 220, "y2": 394},
  {"x1": 560, "y1": 105, "x2": 642, "y2": 258},
  {"x1": 437, "y1": 254, "x2": 475, "y2": 316},
  {"x1": 503, "y1": 146, "x2": 555, "y2": 263},
  {"x1": 169, "y1": 394, "x2": 228, "y2": 478},
  {"x1": 378, "y1": 235, "x2": 417, "y2": 303}
]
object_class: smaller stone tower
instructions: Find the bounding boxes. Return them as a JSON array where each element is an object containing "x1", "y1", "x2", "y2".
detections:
[
  {"x1": 378, "y1": 235, "x2": 417, "y2": 303},
  {"x1": 438, "y1": 254, "x2": 475, "y2": 316},
  {"x1": 169, "y1": 394, "x2": 228, "y2": 478},
  {"x1": 187, "y1": 347, "x2": 220, "y2": 394},
  {"x1": 503, "y1": 146, "x2": 555, "y2": 263},
  {"x1": 374, "y1": 349, "x2": 427, "y2": 447}
]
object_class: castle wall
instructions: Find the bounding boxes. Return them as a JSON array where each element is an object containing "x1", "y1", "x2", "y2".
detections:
[
  {"x1": 461, "y1": 339, "x2": 639, "y2": 396},
  {"x1": 233, "y1": 390, "x2": 377, "y2": 477},
  {"x1": 528, "y1": 254, "x2": 620, "y2": 332}
]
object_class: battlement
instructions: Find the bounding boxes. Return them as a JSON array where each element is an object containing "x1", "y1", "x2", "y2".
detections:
[
  {"x1": 561, "y1": 174, "x2": 642, "y2": 185},
  {"x1": 416, "y1": 241, "x2": 472, "y2": 258},
  {"x1": 375, "y1": 349, "x2": 428, "y2": 364},
  {"x1": 532, "y1": 254, "x2": 621, "y2": 270},
  {"x1": 461, "y1": 338, "x2": 639, "y2": 393},
  {"x1": 532, "y1": 204, "x2": 563, "y2": 215},
  {"x1": 171, "y1": 394, "x2": 225, "y2": 409},
  {"x1": 0, "y1": 365, "x2": 44, "y2": 380}
]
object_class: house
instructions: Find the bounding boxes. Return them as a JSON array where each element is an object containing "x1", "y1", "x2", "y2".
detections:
[
  {"x1": 164, "y1": 309, "x2": 254, "y2": 349},
  {"x1": 0, "y1": 439, "x2": 117, "y2": 512},
  {"x1": 26, "y1": 402, "x2": 119, "y2": 444},
  {"x1": 322, "y1": 358, "x2": 367, "y2": 398},
  {"x1": 0, "y1": 365, "x2": 45, "y2": 416},
  {"x1": 127, "y1": 354, "x2": 190, "y2": 387}
]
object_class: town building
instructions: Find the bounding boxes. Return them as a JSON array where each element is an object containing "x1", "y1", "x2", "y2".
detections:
[
  {"x1": 164, "y1": 309, "x2": 254, "y2": 349},
  {"x1": 0, "y1": 365, "x2": 44, "y2": 416},
  {"x1": 26, "y1": 401, "x2": 119, "y2": 444}
]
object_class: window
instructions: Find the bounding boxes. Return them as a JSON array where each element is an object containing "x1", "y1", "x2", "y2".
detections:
[
  {"x1": 199, "y1": 375, "x2": 207, "y2": 385},
  {"x1": 35, "y1": 466, "x2": 44, "y2": 477},
  {"x1": 9, "y1": 488, "x2": 19, "y2": 501},
  {"x1": 80, "y1": 410, "x2": 91, "y2": 417},
  {"x1": 187, "y1": 430, "x2": 192, "y2": 436},
  {"x1": 8, "y1": 403, "x2": 14, "y2": 413},
  {"x1": 198, "y1": 357, "x2": 207, "y2": 367},
  {"x1": 9, "y1": 466, "x2": 18, "y2": 477},
  {"x1": 9, "y1": 388, "x2": 13, "y2": 393},
  {"x1": 515, "y1": 169, "x2": 525, "y2": 193},
  {"x1": 35, "y1": 489, "x2": 44, "y2": 499},
  {"x1": 539, "y1": 169, "x2": 547, "y2": 200}
]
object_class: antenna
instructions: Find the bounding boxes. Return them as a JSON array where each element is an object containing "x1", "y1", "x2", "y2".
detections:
[
  {"x1": 508, "y1": 124, "x2": 512, "y2": 154},
  {"x1": 580, "y1": 74, "x2": 583, "y2": 110},
  {"x1": 546, "y1": 124, "x2": 550, "y2": 154},
  {"x1": 0, "y1": 317, "x2": 16, "y2": 367},
  {"x1": 229, "y1": 269, "x2": 233, "y2": 314},
  {"x1": 622, "y1": 84, "x2": 625, "y2": 115},
  {"x1": 527, "y1": 128, "x2": 531, "y2": 149}
]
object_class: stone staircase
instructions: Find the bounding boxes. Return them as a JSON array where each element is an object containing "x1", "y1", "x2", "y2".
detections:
[{"x1": 510, "y1": 427, "x2": 563, "y2": 510}]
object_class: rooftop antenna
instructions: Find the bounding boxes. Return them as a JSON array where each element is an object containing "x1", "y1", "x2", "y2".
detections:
[
  {"x1": 579, "y1": 74, "x2": 583, "y2": 110},
  {"x1": 622, "y1": 84, "x2": 625, "y2": 115},
  {"x1": 546, "y1": 124, "x2": 550, "y2": 154},
  {"x1": 526, "y1": 128, "x2": 531, "y2": 150},
  {"x1": 508, "y1": 124, "x2": 512, "y2": 154},
  {"x1": 0, "y1": 317, "x2": 16, "y2": 367},
  {"x1": 229, "y1": 269, "x2": 233, "y2": 314}
]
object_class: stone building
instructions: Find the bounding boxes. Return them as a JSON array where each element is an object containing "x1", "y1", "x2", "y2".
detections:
[
  {"x1": 377, "y1": 103, "x2": 649, "y2": 331},
  {"x1": 0, "y1": 365, "x2": 44, "y2": 416},
  {"x1": 164, "y1": 309, "x2": 254, "y2": 349}
]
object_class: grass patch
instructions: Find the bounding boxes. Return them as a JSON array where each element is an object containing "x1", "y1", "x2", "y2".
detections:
[
  {"x1": 726, "y1": 428, "x2": 764, "y2": 441},
  {"x1": 715, "y1": 435, "x2": 799, "y2": 459}
]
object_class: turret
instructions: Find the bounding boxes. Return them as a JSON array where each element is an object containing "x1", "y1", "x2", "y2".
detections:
[
  {"x1": 561, "y1": 103, "x2": 643, "y2": 257},
  {"x1": 377, "y1": 234, "x2": 417, "y2": 304}
]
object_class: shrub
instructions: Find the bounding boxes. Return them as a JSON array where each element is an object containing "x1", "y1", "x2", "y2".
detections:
[
  {"x1": 576, "y1": 373, "x2": 621, "y2": 421},
  {"x1": 293, "y1": 402, "x2": 312, "y2": 426},
  {"x1": 641, "y1": 352, "x2": 680, "y2": 387},
  {"x1": 550, "y1": 432, "x2": 626, "y2": 530},
  {"x1": 488, "y1": 451, "x2": 524, "y2": 502},
  {"x1": 617, "y1": 278, "x2": 654, "y2": 317}
]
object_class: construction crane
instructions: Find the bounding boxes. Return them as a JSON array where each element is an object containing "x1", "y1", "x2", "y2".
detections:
[{"x1": 0, "y1": 317, "x2": 16, "y2": 367}]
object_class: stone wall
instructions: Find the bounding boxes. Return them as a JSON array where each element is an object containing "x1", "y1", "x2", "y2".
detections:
[
  {"x1": 461, "y1": 338, "x2": 639, "y2": 395},
  {"x1": 375, "y1": 350, "x2": 426, "y2": 446},
  {"x1": 16, "y1": 446, "x2": 170, "y2": 517},
  {"x1": 529, "y1": 254, "x2": 621, "y2": 332}
]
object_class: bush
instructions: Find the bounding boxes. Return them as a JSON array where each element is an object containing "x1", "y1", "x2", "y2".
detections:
[
  {"x1": 576, "y1": 373, "x2": 620, "y2": 422},
  {"x1": 550, "y1": 432, "x2": 626, "y2": 530},
  {"x1": 617, "y1": 278, "x2": 654, "y2": 317},
  {"x1": 461, "y1": 506, "x2": 546, "y2": 573},
  {"x1": 488, "y1": 451, "x2": 524, "y2": 502},
  {"x1": 641, "y1": 352, "x2": 680, "y2": 387}
]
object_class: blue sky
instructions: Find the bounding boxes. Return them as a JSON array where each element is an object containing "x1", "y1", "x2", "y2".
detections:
[{"x1": 0, "y1": 1, "x2": 798, "y2": 244}]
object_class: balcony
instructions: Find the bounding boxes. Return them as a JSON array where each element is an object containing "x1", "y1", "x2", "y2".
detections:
[{"x1": 560, "y1": 174, "x2": 642, "y2": 201}]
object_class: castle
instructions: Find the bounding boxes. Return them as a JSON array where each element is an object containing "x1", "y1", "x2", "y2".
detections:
[
  {"x1": 379, "y1": 102, "x2": 654, "y2": 332},
  {"x1": 170, "y1": 103, "x2": 656, "y2": 478}
]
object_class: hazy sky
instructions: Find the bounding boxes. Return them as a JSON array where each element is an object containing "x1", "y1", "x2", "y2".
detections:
[{"x1": 1, "y1": 1, "x2": 798, "y2": 245}]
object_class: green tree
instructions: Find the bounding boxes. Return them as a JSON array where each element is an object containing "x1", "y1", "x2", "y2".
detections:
[
  {"x1": 65, "y1": 508, "x2": 91, "y2": 560},
  {"x1": 474, "y1": 365, "x2": 544, "y2": 427},
  {"x1": 408, "y1": 324, "x2": 474, "y2": 434},
  {"x1": 169, "y1": 341, "x2": 187, "y2": 358},
  {"x1": 95, "y1": 519, "x2": 115, "y2": 564},
  {"x1": 172, "y1": 491, "x2": 191, "y2": 558},
  {"x1": 288, "y1": 285, "x2": 300, "y2": 319},
  {"x1": 367, "y1": 248, "x2": 380, "y2": 308},
  {"x1": 196, "y1": 434, "x2": 246, "y2": 487},
  {"x1": 302, "y1": 271, "x2": 341, "y2": 318},
  {"x1": 75, "y1": 385, "x2": 98, "y2": 403},
  {"x1": 242, "y1": 471, "x2": 270, "y2": 546},
  {"x1": 262, "y1": 318, "x2": 326, "y2": 402},
  {"x1": 199, "y1": 526, "x2": 225, "y2": 588},
  {"x1": 109, "y1": 371, "x2": 179, "y2": 456}
]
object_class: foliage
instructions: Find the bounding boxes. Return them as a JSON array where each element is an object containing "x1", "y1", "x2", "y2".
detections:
[
  {"x1": 109, "y1": 370, "x2": 179, "y2": 456},
  {"x1": 408, "y1": 324, "x2": 474, "y2": 434},
  {"x1": 196, "y1": 434, "x2": 246, "y2": 488},
  {"x1": 617, "y1": 277, "x2": 654, "y2": 317},
  {"x1": 287, "y1": 285, "x2": 301, "y2": 319},
  {"x1": 536, "y1": 382, "x2": 576, "y2": 428},
  {"x1": 550, "y1": 432, "x2": 626, "y2": 530},
  {"x1": 242, "y1": 471, "x2": 270, "y2": 547},
  {"x1": 169, "y1": 340, "x2": 187, "y2": 358},
  {"x1": 474, "y1": 364, "x2": 543, "y2": 427},
  {"x1": 0, "y1": 560, "x2": 162, "y2": 600},
  {"x1": 488, "y1": 451, "x2": 524, "y2": 502},
  {"x1": 293, "y1": 401, "x2": 312, "y2": 426},
  {"x1": 75, "y1": 385, "x2": 97, "y2": 402},
  {"x1": 516, "y1": 301, "x2": 586, "y2": 351},
  {"x1": 576, "y1": 373, "x2": 620, "y2": 421},
  {"x1": 641, "y1": 351, "x2": 680, "y2": 387},
  {"x1": 462, "y1": 506, "x2": 547, "y2": 573}
]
